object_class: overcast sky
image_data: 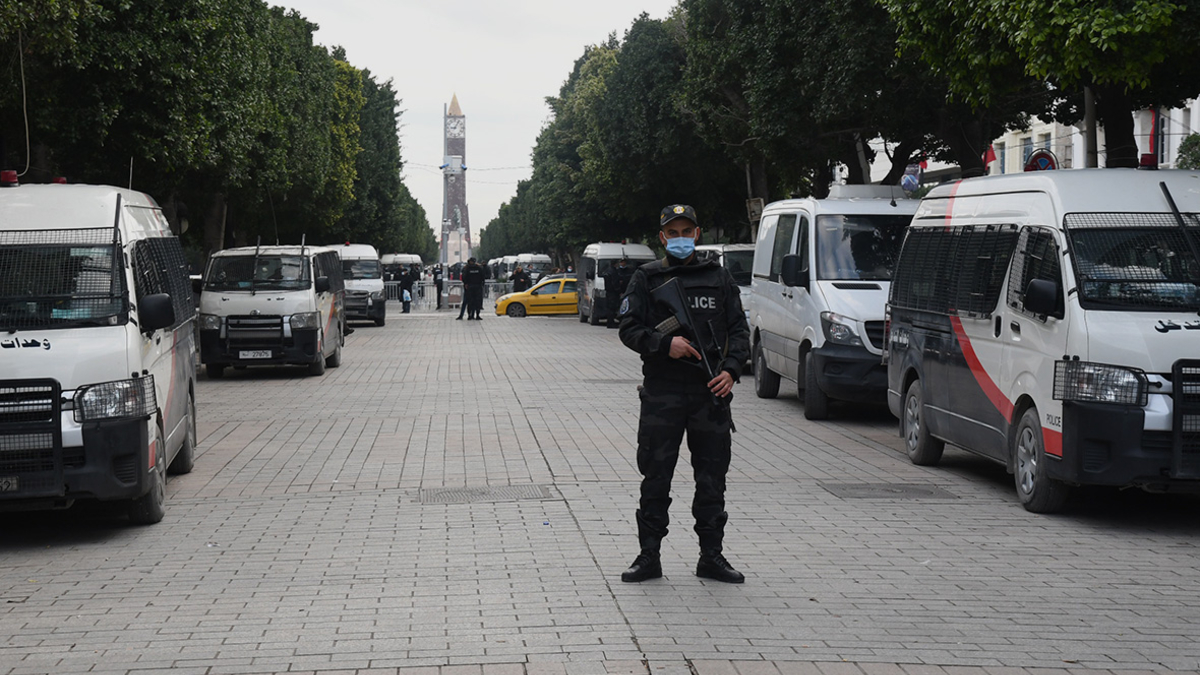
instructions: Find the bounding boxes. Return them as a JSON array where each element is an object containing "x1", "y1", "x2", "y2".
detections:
[{"x1": 279, "y1": 0, "x2": 679, "y2": 245}]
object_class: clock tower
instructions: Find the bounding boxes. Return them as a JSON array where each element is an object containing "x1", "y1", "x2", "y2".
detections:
[{"x1": 441, "y1": 94, "x2": 470, "y2": 265}]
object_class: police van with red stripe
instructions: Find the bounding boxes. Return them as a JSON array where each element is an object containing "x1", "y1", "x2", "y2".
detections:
[
  {"x1": 0, "y1": 177, "x2": 197, "y2": 523},
  {"x1": 886, "y1": 168, "x2": 1200, "y2": 512}
]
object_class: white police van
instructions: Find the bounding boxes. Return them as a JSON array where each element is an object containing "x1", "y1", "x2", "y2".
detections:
[
  {"x1": 199, "y1": 244, "x2": 344, "y2": 378},
  {"x1": 577, "y1": 242, "x2": 657, "y2": 325},
  {"x1": 338, "y1": 243, "x2": 385, "y2": 326},
  {"x1": 887, "y1": 168, "x2": 1200, "y2": 512},
  {"x1": 749, "y1": 185, "x2": 917, "y2": 419},
  {"x1": 0, "y1": 179, "x2": 197, "y2": 523}
]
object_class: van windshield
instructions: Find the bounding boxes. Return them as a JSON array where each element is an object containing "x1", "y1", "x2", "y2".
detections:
[
  {"x1": 816, "y1": 214, "x2": 911, "y2": 281},
  {"x1": 1066, "y1": 214, "x2": 1200, "y2": 310},
  {"x1": 0, "y1": 230, "x2": 126, "y2": 331},
  {"x1": 205, "y1": 255, "x2": 311, "y2": 291},
  {"x1": 342, "y1": 259, "x2": 381, "y2": 280}
]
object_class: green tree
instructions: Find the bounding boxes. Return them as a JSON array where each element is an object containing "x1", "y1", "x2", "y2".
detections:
[
  {"x1": 1177, "y1": 133, "x2": 1200, "y2": 170},
  {"x1": 881, "y1": 0, "x2": 1200, "y2": 167}
]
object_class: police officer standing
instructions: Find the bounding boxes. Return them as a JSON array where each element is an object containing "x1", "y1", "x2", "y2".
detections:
[
  {"x1": 433, "y1": 265, "x2": 444, "y2": 309},
  {"x1": 458, "y1": 257, "x2": 486, "y2": 320},
  {"x1": 617, "y1": 204, "x2": 750, "y2": 584},
  {"x1": 603, "y1": 257, "x2": 635, "y2": 329}
]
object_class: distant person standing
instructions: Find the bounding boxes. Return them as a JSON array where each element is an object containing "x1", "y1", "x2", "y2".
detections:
[
  {"x1": 458, "y1": 257, "x2": 486, "y2": 320},
  {"x1": 433, "y1": 265, "x2": 444, "y2": 309},
  {"x1": 603, "y1": 257, "x2": 635, "y2": 329},
  {"x1": 398, "y1": 266, "x2": 415, "y2": 313},
  {"x1": 510, "y1": 265, "x2": 530, "y2": 293}
]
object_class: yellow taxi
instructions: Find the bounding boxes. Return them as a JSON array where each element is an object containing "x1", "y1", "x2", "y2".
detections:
[{"x1": 495, "y1": 276, "x2": 578, "y2": 317}]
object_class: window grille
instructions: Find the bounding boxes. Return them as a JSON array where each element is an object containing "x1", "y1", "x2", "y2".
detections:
[
  {"x1": 131, "y1": 237, "x2": 195, "y2": 330},
  {"x1": 0, "y1": 228, "x2": 125, "y2": 331}
]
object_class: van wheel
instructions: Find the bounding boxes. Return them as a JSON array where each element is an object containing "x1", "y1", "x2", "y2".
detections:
[
  {"x1": 579, "y1": 310, "x2": 587, "y2": 323},
  {"x1": 588, "y1": 300, "x2": 601, "y2": 325},
  {"x1": 308, "y1": 351, "x2": 327, "y2": 376},
  {"x1": 1013, "y1": 408, "x2": 1070, "y2": 513},
  {"x1": 507, "y1": 303, "x2": 527, "y2": 317},
  {"x1": 802, "y1": 351, "x2": 830, "y2": 420},
  {"x1": 206, "y1": 364, "x2": 225, "y2": 379},
  {"x1": 903, "y1": 379, "x2": 944, "y2": 465},
  {"x1": 128, "y1": 426, "x2": 166, "y2": 525},
  {"x1": 753, "y1": 342, "x2": 780, "y2": 399},
  {"x1": 168, "y1": 393, "x2": 196, "y2": 475},
  {"x1": 325, "y1": 339, "x2": 342, "y2": 368},
  {"x1": 374, "y1": 315, "x2": 385, "y2": 327}
]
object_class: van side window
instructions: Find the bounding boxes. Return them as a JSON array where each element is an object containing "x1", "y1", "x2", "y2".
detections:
[
  {"x1": 769, "y1": 214, "x2": 797, "y2": 282},
  {"x1": 952, "y1": 224, "x2": 1019, "y2": 317},
  {"x1": 131, "y1": 237, "x2": 195, "y2": 330},
  {"x1": 891, "y1": 224, "x2": 1017, "y2": 316},
  {"x1": 891, "y1": 227, "x2": 955, "y2": 312},
  {"x1": 1008, "y1": 228, "x2": 1063, "y2": 317}
]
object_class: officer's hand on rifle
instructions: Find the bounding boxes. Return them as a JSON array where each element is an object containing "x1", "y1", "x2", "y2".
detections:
[
  {"x1": 708, "y1": 371, "x2": 734, "y2": 398},
  {"x1": 668, "y1": 336, "x2": 702, "y2": 361}
]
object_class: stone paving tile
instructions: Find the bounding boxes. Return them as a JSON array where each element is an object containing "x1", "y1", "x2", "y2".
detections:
[{"x1": 2, "y1": 308, "x2": 1200, "y2": 675}]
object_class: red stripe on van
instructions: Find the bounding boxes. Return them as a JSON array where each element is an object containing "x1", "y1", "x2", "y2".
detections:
[
  {"x1": 1042, "y1": 428, "x2": 1064, "y2": 458},
  {"x1": 949, "y1": 315, "x2": 1014, "y2": 423},
  {"x1": 943, "y1": 180, "x2": 963, "y2": 228}
]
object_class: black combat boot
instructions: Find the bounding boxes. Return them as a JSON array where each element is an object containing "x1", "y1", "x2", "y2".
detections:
[
  {"x1": 622, "y1": 509, "x2": 667, "y2": 582},
  {"x1": 696, "y1": 550, "x2": 744, "y2": 583},
  {"x1": 621, "y1": 551, "x2": 662, "y2": 582}
]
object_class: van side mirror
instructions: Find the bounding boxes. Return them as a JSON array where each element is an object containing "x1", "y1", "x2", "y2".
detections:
[
  {"x1": 191, "y1": 276, "x2": 203, "y2": 294},
  {"x1": 586, "y1": 271, "x2": 595, "y2": 280},
  {"x1": 140, "y1": 293, "x2": 175, "y2": 333},
  {"x1": 780, "y1": 254, "x2": 809, "y2": 289},
  {"x1": 315, "y1": 276, "x2": 331, "y2": 294},
  {"x1": 1024, "y1": 278, "x2": 1061, "y2": 317}
]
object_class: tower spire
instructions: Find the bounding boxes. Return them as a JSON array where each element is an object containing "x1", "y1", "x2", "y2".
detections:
[{"x1": 448, "y1": 94, "x2": 462, "y2": 117}]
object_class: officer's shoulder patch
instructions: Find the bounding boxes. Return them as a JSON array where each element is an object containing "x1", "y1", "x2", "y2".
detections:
[{"x1": 619, "y1": 297, "x2": 630, "y2": 316}]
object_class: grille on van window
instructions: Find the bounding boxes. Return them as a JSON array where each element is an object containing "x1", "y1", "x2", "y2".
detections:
[
  {"x1": 1172, "y1": 360, "x2": 1200, "y2": 479},
  {"x1": 0, "y1": 379, "x2": 64, "y2": 498}
]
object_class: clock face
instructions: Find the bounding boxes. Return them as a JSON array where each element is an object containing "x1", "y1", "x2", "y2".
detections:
[{"x1": 446, "y1": 117, "x2": 465, "y2": 138}]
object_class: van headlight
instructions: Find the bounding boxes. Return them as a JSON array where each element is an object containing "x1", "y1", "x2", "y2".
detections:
[
  {"x1": 199, "y1": 313, "x2": 222, "y2": 330},
  {"x1": 1053, "y1": 361, "x2": 1148, "y2": 407},
  {"x1": 290, "y1": 312, "x2": 321, "y2": 330},
  {"x1": 370, "y1": 291, "x2": 384, "y2": 300},
  {"x1": 74, "y1": 376, "x2": 156, "y2": 423},
  {"x1": 821, "y1": 311, "x2": 862, "y2": 347}
]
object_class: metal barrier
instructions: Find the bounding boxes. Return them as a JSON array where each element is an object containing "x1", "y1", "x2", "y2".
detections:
[{"x1": 383, "y1": 280, "x2": 513, "y2": 310}]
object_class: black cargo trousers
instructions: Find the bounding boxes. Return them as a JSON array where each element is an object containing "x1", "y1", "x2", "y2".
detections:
[{"x1": 635, "y1": 384, "x2": 732, "y2": 554}]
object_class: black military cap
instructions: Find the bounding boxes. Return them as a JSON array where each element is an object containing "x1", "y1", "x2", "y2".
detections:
[{"x1": 660, "y1": 204, "x2": 698, "y2": 228}]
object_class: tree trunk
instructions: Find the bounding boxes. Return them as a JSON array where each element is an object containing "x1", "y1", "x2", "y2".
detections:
[
  {"x1": 880, "y1": 140, "x2": 920, "y2": 186},
  {"x1": 203, "y1": 193, "x2": 227, "y2": 258},
  {"x1": 938, "y1": 111, "x2": 987, "y2": 178},
  {"x1": 1094, "y1": 85, "x2": 1138, "y2": 168}
]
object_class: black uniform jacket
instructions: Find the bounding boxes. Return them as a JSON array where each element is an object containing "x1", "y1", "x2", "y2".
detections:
[
  {"x1": 618, "y1": 255, "x2": 750, "y2": 392},
  {"x1": 461, "y1": 264, "x2": 486, "y2": 288}
]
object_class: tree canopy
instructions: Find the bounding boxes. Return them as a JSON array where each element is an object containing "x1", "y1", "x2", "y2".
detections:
[{"x1": 0, "y1": 0, "x2": 431, "y2": 264}]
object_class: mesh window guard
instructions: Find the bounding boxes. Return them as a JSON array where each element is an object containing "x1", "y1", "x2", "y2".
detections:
[
  {"x1": 0, "y1": 228, "x2": 125, "y2": 331},
  {"x1": 131, "y1": 237, "x2": 195, "y2": 330},
  {"x1": 1065, "y1": 213, "x2": 1200, "y2": 311}
]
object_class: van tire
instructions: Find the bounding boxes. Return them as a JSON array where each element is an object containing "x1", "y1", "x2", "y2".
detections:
[
  {"x1": 207, "y1": 364, "x2": 225, "y2": 379},
  {"x1": 588, "y1": 299, "x2": 601, "y2": 325},
  {"x1": 1013, "y1": 407, "x2": 1070, "y2": 513},
  {"x1": 325, "y1": 339, "x2": 342, "y2": 368},
  {"x1": 128, "y1": 425, "x2": 166, "y2": 525},
  {"x1": 579, "y1": 308, "x2": 588, "y2": 323},
  {"x1": 374, "y1": 316, "x2": 385, "y2": 327},
  {"x1": 308, "y1": 351, "x2": 327, "y2": 376},
  {"x1": 168, "y1": 393, "x2": 196, "y2": 475},
  {"x1": 802, "y1": 351, "x2": 830, "y2": 421},
  {"x1": 903, "y1": 379, "x2": 944, "y2": 466},
  {"x1": 753, "y1": 342, "x2": 780, "y2": 399}
]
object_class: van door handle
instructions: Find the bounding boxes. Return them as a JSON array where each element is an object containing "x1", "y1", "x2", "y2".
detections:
[
  {"x1": 993, "y1": 316, "x2": 1002, "y2": 338},
  {"x1": 1010, "y1": 321, "x2": 1021, "y2": 335}
]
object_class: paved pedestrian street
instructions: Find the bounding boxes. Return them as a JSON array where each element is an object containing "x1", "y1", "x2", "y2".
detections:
[{"x1": 3, "y1": 305, "x2": 1200, "y2": 675}]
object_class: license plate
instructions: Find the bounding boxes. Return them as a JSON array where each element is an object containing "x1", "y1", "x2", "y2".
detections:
[
  {"x1": 0, "y1": 476, "x2": 18, "y2": 492},
  {"x1": 239, "y1": 350, "x2": 272, "y2": 359}
]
